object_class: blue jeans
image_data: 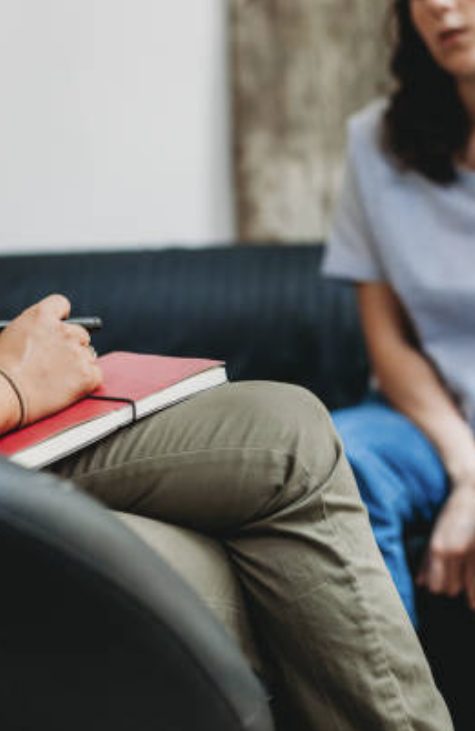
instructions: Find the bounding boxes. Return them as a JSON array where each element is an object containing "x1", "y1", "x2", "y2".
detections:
[{"x1": 333, "y1": 396, "x2": 449, "y2": 625}]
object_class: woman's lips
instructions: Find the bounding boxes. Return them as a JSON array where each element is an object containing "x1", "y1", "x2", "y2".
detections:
[{"x1": 438, "y1": 28, "x2": 469, "y2": 46}]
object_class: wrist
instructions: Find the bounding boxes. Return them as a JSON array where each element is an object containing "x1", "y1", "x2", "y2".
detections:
[
  {"x1": 445, "y1": 457, "x2": 475, "y2": 490},
  {"x1": 0, "y1": 375, "x2": 21, "y2": 434},
  {"x1": 434, "y1": 422, "x2": 475, "y2": 487},
  {"x1": 0, "y1": 367, "x2": 26, "y2": 434}
]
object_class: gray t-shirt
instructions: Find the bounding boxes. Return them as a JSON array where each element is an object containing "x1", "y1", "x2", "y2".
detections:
[{"x1": 324, "y1": 99, "x2": 475, "y2": 430}]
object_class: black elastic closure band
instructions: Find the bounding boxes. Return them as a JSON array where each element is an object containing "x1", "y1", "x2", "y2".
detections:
[
  {"x1": 0, "y1": 368, "x2": 27, "y2": 430},
  {"x1": 87, "y1": 395, "x2": 138, "y2": 423}
]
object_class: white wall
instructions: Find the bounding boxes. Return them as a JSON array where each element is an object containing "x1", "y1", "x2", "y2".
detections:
[{"x1": 0, "y1": 0, "x2": 235, "y2": 252}]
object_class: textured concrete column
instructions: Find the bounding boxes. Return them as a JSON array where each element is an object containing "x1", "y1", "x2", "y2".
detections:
[{"x1": 231, "y1": 0, "x2": 391, "y2": 242}]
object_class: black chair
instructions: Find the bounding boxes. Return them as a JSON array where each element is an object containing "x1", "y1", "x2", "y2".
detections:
[{"x1": 0, "y1": 458, "x2": 273, "y2": 731}]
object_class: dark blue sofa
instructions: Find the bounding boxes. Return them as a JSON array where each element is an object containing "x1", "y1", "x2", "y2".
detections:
[{"x1": 0, "y1": 244, "x2": 472, "y2": 730}]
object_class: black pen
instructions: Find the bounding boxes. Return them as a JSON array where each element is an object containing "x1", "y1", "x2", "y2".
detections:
[{"x1": 0, "y1": 316, "x2": 103, "y2": 333}]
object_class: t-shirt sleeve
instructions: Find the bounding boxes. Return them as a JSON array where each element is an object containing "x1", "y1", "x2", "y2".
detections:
[{"x1": 323, "y1": 127, "x2": 385, "y2": 282}]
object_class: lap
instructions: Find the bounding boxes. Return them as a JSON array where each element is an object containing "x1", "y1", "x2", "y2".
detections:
[{"x1": 50, "y1": 380, "x2": 337, "y2": 531}]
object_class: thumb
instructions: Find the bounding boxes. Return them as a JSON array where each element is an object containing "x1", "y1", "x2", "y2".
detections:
[{"x1": 36, "y1": 294, "x2": 71, "y2": 321}]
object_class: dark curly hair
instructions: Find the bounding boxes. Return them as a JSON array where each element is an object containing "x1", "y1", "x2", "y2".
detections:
[{"x1": 383, "y1": 0, "x2": 470, "y2": 183}]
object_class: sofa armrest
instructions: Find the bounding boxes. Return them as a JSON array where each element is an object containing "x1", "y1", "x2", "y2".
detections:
[{"x1": 117, "y1": 512, "x2": 265, "y2": 678}]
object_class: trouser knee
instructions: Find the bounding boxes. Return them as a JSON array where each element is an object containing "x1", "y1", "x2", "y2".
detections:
[
  {"x1": 238, "y1": 381, "x2": 340, "y2": 464},
  {"x1": 230, "y1": 382, "x2": 345, "y2": 518}
]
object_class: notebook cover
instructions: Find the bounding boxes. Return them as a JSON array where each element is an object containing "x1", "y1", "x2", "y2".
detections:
[
  {"x1": 96, "y1": 352, "x2": 223, "y2": 400},
  {"x1": 0, "y1": 352, "x2": 224, "y2": 458}
]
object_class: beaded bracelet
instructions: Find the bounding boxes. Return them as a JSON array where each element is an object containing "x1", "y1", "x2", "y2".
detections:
[{"x1": 0, "y1": 368, "x2": 27, "y2": 430}]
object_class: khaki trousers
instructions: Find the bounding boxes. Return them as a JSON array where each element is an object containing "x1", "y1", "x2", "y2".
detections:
[{"x1": 52, "y1": 382, "x2": 453, "y2": 731}]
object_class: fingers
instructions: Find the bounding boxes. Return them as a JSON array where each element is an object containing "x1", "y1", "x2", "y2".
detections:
[
  {"x1": 63, "y1": 323, "x2": 91, "y2": 347},
  {"x1": 35, "y1": 294, "x2": 71, "y2": 321},
  {"x1": 446, "y1": 556, "x2": 464, "y2": 597},
  {"x1": 417, "y1": 546, "x2": 466, "y2": 598},
  {"x1": 73, "y1": 337, "x2": 101, "y2": 386},
  {"x1": 80, "y1": 361, "x2": 103, "y2": 393},
  {"x1": 33, "y1": 297, "x2": 92, "y2": 348},
  {"x1": 417, "y1": 486, "x2": 475, "y2": 604},
  {"x1": 90, "y1": 363, "x2": 103, "y2": 389},
  {"x1": 4, "y1": 294, "x2": 71, "y2": 331},
  {"x1": 424, "y1": 551, "x2": 446, "y2": 594},
  {"x1": 60, "y1": 318, "x2": 101, "y2": 389},
  {"x1": 39, "y1": 299, "x2": 98, "y2": 367}
]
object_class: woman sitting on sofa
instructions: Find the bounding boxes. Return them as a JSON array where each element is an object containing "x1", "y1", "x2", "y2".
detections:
[
  {"x1": 0, "y1": 293, "x2": 452, "y2": 731},
  {"x1": 325, "y1": 0, "x2": 475, "y2": 627}
]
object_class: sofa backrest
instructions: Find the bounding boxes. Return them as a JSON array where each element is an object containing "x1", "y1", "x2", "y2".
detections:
[{"x1": 0, "y1": 245, "x2": 369, "y2": 410}]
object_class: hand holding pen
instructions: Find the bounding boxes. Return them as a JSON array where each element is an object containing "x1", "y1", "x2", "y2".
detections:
[
  {"x1": 0, "y1": 295, "x2": 103, "y2": 433},
  {"x1": 0, "y1": 316, "x2": 103, "y2": 333}
]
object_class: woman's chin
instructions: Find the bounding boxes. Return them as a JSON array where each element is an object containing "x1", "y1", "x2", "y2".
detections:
[{"x1": 438, "y1": 50, "x2": 475, "y2": 81}]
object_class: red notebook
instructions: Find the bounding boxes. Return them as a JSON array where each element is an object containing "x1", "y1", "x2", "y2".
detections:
[{"x1": 0, "y1": 352, "x2": 227, "y2": 469}]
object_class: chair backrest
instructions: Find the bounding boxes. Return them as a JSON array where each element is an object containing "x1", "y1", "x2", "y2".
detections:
[
  {"x1": 0, "y1": 244, "x2": 369, "y2": 410},
  {"x1": 0, "y1": 459, "x2": 273, "y2": 731}
]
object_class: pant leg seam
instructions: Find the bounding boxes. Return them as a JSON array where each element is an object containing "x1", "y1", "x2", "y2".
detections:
[{"x1": 319, "y1": 491, "x2": 413, "y2": 731}]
